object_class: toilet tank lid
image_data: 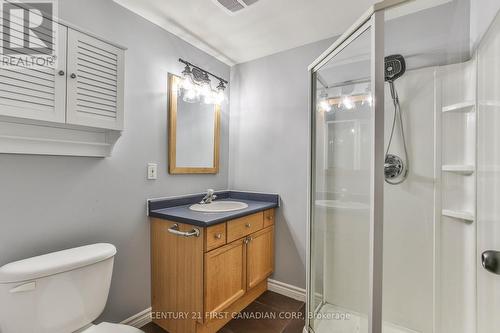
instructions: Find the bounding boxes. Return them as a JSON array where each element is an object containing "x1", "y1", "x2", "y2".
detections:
[{"x1": 0, "y1": 243, "x2": 117, "y2": 284}]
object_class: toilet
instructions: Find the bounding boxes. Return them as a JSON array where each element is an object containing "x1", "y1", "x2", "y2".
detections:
[{"x1": 0, "y1": 243, "x2": 144, "y2": 333}]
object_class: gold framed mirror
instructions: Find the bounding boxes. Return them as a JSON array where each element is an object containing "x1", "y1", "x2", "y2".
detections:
[{"x1": 168, "y1": 74, "x2": 220, "y2": 174}]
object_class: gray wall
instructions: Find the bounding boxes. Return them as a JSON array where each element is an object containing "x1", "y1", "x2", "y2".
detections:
[
  {"x1": 470, "y1": 0, "x2": 500, "y2": 50},
  {"x1": 0, "y1": 0, "x2": 230, "y2": 323},
  {"x1": 228, "y1": 39, "x2": 334, "y2": 288}
]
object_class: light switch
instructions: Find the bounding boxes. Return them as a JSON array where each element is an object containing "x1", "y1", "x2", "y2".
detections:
[{"x1": 147, "y1": 163, "x2": 158, "y2": 180}]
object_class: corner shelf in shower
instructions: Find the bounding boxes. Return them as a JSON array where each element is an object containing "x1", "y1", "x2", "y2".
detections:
[
  {"x1": 442, "y1": 101, "x2": 475, "y2": 113},
  {"x1": 479, "y1": 100, "x2": 500, "y2": 108},
  {"x1": 442, "y1": 165, "x2": 475, "y2": 175},
  {"x1": 442, "y1": 209, "x2": 474, "y2": 222}
]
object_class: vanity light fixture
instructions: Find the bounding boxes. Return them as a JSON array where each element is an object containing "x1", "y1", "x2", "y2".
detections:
[
  {"x1": 178, "y1": 58, "x2": 228, "y2": 105},
  {"x1": 317, "y1": 93, "x2": 373, "y2": 112}
]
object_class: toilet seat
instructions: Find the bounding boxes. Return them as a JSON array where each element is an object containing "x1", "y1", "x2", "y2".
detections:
[{"x1": 80, "y1": 322, "x2": 144, "y2": 333}]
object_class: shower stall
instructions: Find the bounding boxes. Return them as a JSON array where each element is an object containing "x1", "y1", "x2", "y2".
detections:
[{"x1": 307, "y1": 0, "x2": 500, "y2": 332}]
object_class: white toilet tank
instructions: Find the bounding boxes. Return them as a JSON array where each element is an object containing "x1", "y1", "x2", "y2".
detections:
[{"x1": 0, "y1": 243, "x2": 117, "y2": 333}]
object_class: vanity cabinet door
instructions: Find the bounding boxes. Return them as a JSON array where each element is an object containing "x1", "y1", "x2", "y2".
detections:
[
  {"x1": 246, "y1": 226, "x2": 274, "y2": 289},
  {"x1": 204, "y1": 238, "x2": 246, "y2": 315},
  {"x1": 66, "y1": 29, "x2": 124, "y2": 130}
]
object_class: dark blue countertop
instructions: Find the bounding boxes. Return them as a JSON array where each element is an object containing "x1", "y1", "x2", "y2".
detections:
[{"x1": 148, "y1": 191, "x2": 279, "y2": 227}]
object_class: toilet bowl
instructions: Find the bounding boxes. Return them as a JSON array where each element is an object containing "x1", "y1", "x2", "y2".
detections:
[
  {"x1": 0, "y1": 243, "x2": 144, "y2": 333},
  {"x1": 77, "y1": 322, "x2": 144, "y2": 333}
]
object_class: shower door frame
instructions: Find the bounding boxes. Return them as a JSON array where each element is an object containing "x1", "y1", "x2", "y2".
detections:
[{"x1": 305, "y1": 1, "x2": 409, "y2": 332}]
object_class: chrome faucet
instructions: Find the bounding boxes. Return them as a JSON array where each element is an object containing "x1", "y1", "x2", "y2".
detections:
[{"x1": 200, "y1": 189, "x2": 217, "y2": 204}]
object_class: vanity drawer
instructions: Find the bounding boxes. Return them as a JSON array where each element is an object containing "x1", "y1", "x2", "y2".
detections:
[
  {"x1": 227, "y1": 212, "x2": 264, "y2": 243},
  {"x1": 263, "y1": 209, "x2": 275, "y2": 228},
  {"x1": 205, "y1": 223, "x2": 227, "y2": 252}
]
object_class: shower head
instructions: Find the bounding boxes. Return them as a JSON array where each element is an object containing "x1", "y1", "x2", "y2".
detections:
[{"x1": 385, "y1": 54, "x2": 406, "y2": 82}]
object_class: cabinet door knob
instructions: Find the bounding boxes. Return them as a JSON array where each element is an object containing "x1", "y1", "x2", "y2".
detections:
[
  {"x1": 58, "y1": 70, "x2": 65, "y2": 76},
  {"x1": 70, "y1": 73, "x2": 77, "y2": 79},
  {"x1": 215, "y1": 233, "x2": 222, "y2": 240},
  {"x1": 245, "y1": 223, "x2": 251, "y2": 228}
]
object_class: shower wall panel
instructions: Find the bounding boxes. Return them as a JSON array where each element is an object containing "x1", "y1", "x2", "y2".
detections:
[
  {"x1": 477, "y1": 10, "x2": 500, "y2": 333},
  {"x1": 382, "y1": 67, "x2": 436, "y2": 333}
]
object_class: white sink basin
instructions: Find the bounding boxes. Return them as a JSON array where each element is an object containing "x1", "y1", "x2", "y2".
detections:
[{"x1": 189, "y1": 201, "x2": 249, "y2": 213}]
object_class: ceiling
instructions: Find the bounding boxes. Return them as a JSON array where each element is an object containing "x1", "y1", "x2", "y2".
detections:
[{"x1": 113, "y1": 0, "x2": 377, "y2": 65}]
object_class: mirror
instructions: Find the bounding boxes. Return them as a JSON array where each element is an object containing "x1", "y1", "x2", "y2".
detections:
[{"x1": 168, "y1": 74, "x2": 220, "y2": 174}]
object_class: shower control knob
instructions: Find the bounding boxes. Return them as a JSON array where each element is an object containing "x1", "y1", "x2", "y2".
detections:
[
  {"x1": 482, "y1": 250, "x2": 500, "y2": 275},
  {"x1": 384, "y1": 154, "x2": 405, "y2": 180}
]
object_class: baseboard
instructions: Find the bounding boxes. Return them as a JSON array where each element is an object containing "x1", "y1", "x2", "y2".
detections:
[
  {"x1": 267, "y1": 278, "x2": 306, "y2": 302},
  {"x1": 121, "y1": 307, "x2": 152, "y2": 328}
]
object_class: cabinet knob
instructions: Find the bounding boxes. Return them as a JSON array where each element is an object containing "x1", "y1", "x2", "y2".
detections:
[
  {"x1": 245, "y1": 223, "x2": 251, "y2": 228},
  {"x1": 58, "y1": 70, "x2": 65, "y2": 76},
  {"x1": 244, "y1": 236, "x2": 252, "y2": 244},
  {"x1": 70, "y1": 73, "x2": 77, "y2": 79},
  {"x1": 215, "y1": 233, "x2": 222, "y2": 240}
]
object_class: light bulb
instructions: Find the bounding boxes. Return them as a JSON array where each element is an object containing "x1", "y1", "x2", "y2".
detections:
[
  {"x1": 343, "y1": 96, "x2": 354, "y2": 110},
  {"x1": 200, "y1": 83, "x2": 212, "y2": 99},
  {"x1": 181, "y1": 77, "x2": 194, "y2": 91},
  {"x1": 182, "y1": 86, "x2": 199, "y2": 103},
  {"x1": 215, "y1": 90, "x2": 225, "y2": 105},
  {"x1": 319, "y1": 100, "x2": 331, "y2": 112},
  {"x1": 203, "y1": 90, "x2": 215, "y2": 105}
]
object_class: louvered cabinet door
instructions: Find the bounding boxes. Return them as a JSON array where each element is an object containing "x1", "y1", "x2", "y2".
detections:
[
  {"x1": 66, "y1": 30, "x2": 124, "y2": 130},
  {"x1": 0, "y1": 23, "x2": 67, "y2": 122}
]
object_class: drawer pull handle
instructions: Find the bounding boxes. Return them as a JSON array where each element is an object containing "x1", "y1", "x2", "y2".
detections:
[
  {"x1": 245, "y1": 223, "x2": 251, "y2": 228},
  {"x1": 168, "y1": 224, "x2": 200, "y2": 238},
  {"x1": 215, "y1": 233, "x2": 222, "y2": 239}
]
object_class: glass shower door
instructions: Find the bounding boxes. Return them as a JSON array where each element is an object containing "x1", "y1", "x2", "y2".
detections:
[{"x1": 309, "y1": 20, "x2": 381, "y2": 333}]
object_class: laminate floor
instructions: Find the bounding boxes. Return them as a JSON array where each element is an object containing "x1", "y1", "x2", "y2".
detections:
[{"x1": 141, "y1": 291, "x2": 305, "y2": 333}]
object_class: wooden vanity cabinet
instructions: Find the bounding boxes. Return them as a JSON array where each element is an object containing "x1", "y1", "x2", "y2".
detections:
[
  {"x1": 204, "y1": 238, "x2": 246, "y2": 314},
  {"x1": 246, "y1": 226, "x2": 274, "y2": 289},
  {"x1": 151, "y1": 209, "x2": 275, "y2": 333}
]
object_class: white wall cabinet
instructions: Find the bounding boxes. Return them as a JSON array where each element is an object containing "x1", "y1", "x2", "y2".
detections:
[
  {"x1": 66, "y1": 29, "x2": 124, "y2": 130},
  {"x1": 0, "y1": 24, "x2": 67, "y2": 123},
  {"x1": 0, "y1": 21, "x2": 126, "y2": 157}
]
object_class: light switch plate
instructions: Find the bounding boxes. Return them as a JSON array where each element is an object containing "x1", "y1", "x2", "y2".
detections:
[{"x1": 147, "y1": 163, "x2": 158, "y2": 180}]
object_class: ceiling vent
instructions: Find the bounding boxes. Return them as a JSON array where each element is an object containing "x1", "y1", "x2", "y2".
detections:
[
  {"x1": 214, "y1": 0, "x2": 260, "y2": 14},
  {"x1": 240, "y1": 0, "x2": 259, "y2": 5}
]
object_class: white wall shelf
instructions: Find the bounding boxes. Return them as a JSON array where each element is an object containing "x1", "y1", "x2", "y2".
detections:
[
  {"x1": 0, "y1": 117, "x2": 121, "y2": 157},
  {"x1": 442, "y1": 164, "x2": 475, "y2": 175},
  {"x1": 442, "y1": 101, "x2": 475, "y2": 113},
  {"x1": 442, "y1": 209, "x2": 474, "y2": 222}
]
